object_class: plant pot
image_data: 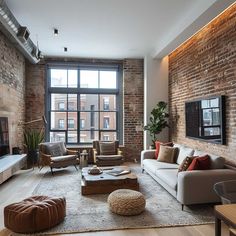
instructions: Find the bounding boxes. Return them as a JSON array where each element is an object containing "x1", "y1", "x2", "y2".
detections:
[{"x1": 27, "y1": 149, "x2": 38, "y2": 168}]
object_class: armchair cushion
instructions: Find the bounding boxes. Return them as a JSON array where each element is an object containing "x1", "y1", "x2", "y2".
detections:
[
  {"x1": 51, "y1": 155, "x2": 77, "y2": 163},
  {"x1": 97, "y1": 155, "x2": 123, "y2": 161},
  {"x1": 42, "y1": 142, "x2": 67, "y2": 156},
  {"x1": 49, "y1": 145, "x2": 63, "y2": 157},
  {"x1": 99, "y1": 142, "x2": 116, "y2": 155}
]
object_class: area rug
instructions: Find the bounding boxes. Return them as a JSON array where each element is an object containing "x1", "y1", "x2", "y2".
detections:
[{"x1": 19, "y1": 166, "x2": 215, "y2": 235}]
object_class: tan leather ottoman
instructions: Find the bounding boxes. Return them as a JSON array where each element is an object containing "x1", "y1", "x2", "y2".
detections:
[{"x1": 4, "y1": 195, "x2": 66, "y2": 233}]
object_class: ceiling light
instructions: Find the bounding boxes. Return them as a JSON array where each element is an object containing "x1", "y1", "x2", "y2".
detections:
[
  {"x1": 54, "y1": 28, "x2": 58, "y2": 36},
  {"x1": 64, "y1": 47, "x2": 67, "y2": 52}
]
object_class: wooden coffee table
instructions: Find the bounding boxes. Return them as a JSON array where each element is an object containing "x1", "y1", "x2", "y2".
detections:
[{"x1": 81, "y1": 166, "x2": 139, "y2": 195}]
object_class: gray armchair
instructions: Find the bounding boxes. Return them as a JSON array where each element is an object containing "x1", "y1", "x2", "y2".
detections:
[
  {"x1": 39, "y1": 142, "x2": 79, "y2": 174},
  {"x1": 92, "y1": 141, "x2": 124, "y2": 166},
  {"x1": 214, "y1": 180, "x2": 236, "y2": 204}
]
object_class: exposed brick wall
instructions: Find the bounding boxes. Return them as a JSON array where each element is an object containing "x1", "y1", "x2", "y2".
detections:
[
  {"x1": 123, "y1": 59, "x2": 144, "y2": 161},
  {"x1": 25, "y1": 61, "x2": 45, "y2": 130},
  {"x1": 0, "y1": 30, "x2": 25, "y2": 152},
  {"x1": 25, "y1": 58, "x2": 144, "y2": 162},
  {"x1": 169, "y1": 3, "x2": 236, "y2": 165}
]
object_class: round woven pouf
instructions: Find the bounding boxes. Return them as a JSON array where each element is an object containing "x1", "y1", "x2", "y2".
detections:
[
  {"x1": 108, "y1": 189, "x2": 146, "y2": 216},
  {"x1": 4, "y1": 195, "x2": 66, "y2": 233}
]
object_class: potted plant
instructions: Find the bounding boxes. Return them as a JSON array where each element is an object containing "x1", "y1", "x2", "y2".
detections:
[
  {"x1": 24, "y1": 128, "x2": 44, "y2": 168},
  {"x1": 144, "y1": 101, "x2": 169, "y2": 148}
]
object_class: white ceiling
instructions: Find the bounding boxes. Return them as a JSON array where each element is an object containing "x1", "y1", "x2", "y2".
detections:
[{"x1": 6, "y1": 0, "x2": 236, "y2": 59}]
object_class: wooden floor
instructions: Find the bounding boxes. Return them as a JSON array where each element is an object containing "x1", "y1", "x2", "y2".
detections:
[{"x1": 0, "y1": 168, "x2": 229, "y2": 236}]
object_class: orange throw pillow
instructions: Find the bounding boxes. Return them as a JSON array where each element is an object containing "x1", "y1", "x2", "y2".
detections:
[
  {"x1": 187, "y1": 155, "x2": 210, "y2": 171},
  {"x1": 155, "y1": 141, "x2": 173, "y2": 159}
]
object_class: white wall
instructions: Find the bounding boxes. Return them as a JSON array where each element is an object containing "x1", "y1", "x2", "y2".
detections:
[{"x1": 144, "y1": 55, "x2": 169, "y2": 149}]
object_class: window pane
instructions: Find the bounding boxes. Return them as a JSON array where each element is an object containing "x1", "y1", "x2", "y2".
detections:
[
  {"x1": 68, "y1": 94, "x2": 77, "y2": 110},
  {"x1": 68, "y1": 131, "x2": 77, "y2": 143},
  {"x1": 203, "y1": 109, "x2": 212, "y2": 126},
  {"x1": 51, "y1": 69, "x2": 67, "y2": 87},
  {"x1": 204, "y1": 127, "x2": 220, "y2": 136},
  {"x1": 80, "y1": 112, "x2": 99, "y2": 129},
  {"x1": 50, "y1": 132, "x2": 65, "y2": 142},
  {"x1": 100, "y1": 112, "x2": 116, "y2": 129},
  {"x1": 80, "y1": 70, "x2": 98, "y2": 88},
  {"x1": 101, "y1": 132, "x2": 117, "y2": 141},
  {"x1": 210, "y1": 98, "x2": 219, "y2": 107},
  {"x1": 80, "y1": 94, "x2": 98, "y2": 111},
  {"x1": 100, "y1": 95, "x2": 116, "y2": 111},
  {"x1": 68, "y1": 70, "x2": 77, "y2": 88},
  {"x1": 212, "y1": 108, "x2": 220, "y2": 125},
  {"x1": 100, "y1": 71, "x2": 117, "y2": 89},
  {"x1": 51, "y1": 112, "x2": 67, "y2": 130},
  {"x1": 51, "y1": 94, "x2": 67, "y2": 110},
  {"x1": 201, "y1": 100, "x2": 210, "y2": 109},
  {"x1": 80, "y1": 130, "x2": 99, "y2": 143},
  {"x1": 68, "y1": 112, "x2": 77, "y2": 129}
]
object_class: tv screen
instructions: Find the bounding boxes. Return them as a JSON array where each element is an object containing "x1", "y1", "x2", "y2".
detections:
[
  {"x1": 185, "y1": 96, "x2": 225, "y2": 144},
  {"x1": 0, "y1": 117, "x2": 10, "y2": 157}
]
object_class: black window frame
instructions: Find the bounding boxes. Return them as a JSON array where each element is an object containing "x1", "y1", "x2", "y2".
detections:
[{"x1": 45, "y1": 62, "x2": 123, "y2": 145}]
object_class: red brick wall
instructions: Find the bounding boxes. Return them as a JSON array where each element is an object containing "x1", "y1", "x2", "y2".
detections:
[
  {"x1": 0, "y1": 30, "x2": 25, "y2": 152},
  {"x1": 25, "y1": 61, "x2": 45, "y2": 131},
  {"x1": 25, "y1": 58, "x2": 144, "y2": 162},
  {"x1": 123, "y1": 59, "x2": 144, "y2": 161},
  {"x1": 169, "y1": 3, "x2": 236, "y2": 165}
]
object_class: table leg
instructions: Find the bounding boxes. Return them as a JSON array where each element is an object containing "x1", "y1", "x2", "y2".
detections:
[{"x1": 215, "y1": 217, "x2": 221, "y2": 236}]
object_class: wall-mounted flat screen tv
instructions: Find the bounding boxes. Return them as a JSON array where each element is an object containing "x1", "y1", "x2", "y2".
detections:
[
  {"x1": 0, "y1": 117, "x2": 10, "y2": 157},
  {"x1": 185, "y1": 95, "x2": 225, "y2": 145}
]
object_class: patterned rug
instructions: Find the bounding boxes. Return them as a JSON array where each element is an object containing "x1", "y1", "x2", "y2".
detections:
[{"x1": 15, "y1": 165, "x2": 215, "y2": 235}]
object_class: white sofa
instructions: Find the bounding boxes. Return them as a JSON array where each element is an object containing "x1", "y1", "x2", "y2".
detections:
[{"x1": 141, "y1": 144, "x2": 236, "y2": 209}]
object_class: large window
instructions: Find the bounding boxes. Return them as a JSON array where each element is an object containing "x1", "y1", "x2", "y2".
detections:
[{"x1": 47, "y1": 64, "x2": 122, "y2": 144}]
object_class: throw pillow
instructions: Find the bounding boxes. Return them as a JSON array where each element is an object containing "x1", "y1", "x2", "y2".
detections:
[
  {"x1": 155, "y1": 141, "x2": 173, "y2": 159},
  {"x1": 157, "y1": 145, "x2": 177, "y2": 163},
  {"x1": 99, "y1": 142, "x2": 116, "y2": 155},
  {"x1": 187, "y1": 155, "x2": 210, "y2": 171},
  {"x1": 49, "y1": 145, "x2": 63, "y2": 157},
  {"x1": 178, "y1": 156, "x2": 194, "y2": 172}
]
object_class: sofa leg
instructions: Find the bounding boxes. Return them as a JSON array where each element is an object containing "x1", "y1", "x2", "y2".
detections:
[
  {"x1": 142, "y1": 169, "x2": 144, "y2": 173},
  {"x1": 50, "y1": 167, "x2": 54, "y2": 175},
  {"x1": 181, "y1": 204, "x2": 184, "y2": 211}
]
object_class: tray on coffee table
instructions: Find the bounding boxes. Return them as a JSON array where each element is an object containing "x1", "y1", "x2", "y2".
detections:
[{"x1": 81, "y1": 166, "x2": 139, "y2": 195}]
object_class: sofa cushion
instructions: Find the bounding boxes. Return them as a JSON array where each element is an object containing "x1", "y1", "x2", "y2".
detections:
[
  {"x1": 143, "y1": 159, "x2": 179, "y2": 171},
  {"x1": 193, "y1": 150, "x2": 225, "y2": 169},
  {"x1": 187, "y1": 155, "x2": 210, "y2": 171},
  {"x1": 157, "y1": 146, "x2": 177, "y2": 163},
  {"x1": 174, "y1": 144, "x2": 194, "y2": 165},
  {"x1": 155, "y1": 169, "x2": 178, "y2": 190},
  {"x1": 99, "y1": 142, "x2": 116, "y2": 155},
  {"x1": 51, "y1": 155, "x2": 76, "y2": 162},
  {"x1": 178, "y1": 156, "x2": 194, "y2": 172}
]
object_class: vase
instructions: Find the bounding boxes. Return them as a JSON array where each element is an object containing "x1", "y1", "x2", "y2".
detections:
[{"x1": 27, "y1": 149, "x2": 38, "y2": 168}]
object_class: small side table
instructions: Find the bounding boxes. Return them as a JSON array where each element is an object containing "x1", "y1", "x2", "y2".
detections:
[
  {"x1": 80, "y1": 152, "x2": 89, "y2": 169},
  {"x1": 215, "y1": 204, "x2": 236, "y2": 236}
]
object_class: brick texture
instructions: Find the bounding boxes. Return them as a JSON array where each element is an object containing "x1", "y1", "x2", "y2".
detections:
[
  {"x1": 0, "y1": 30, "x2": 25, "y2": 152},
  {"x1": 25, "y1": 61, "x2": 45, "y2": 131},
  {"x1": 169, "y1": 3, "x2": 236, "y2": 165},
  {"x1": 123, "y1": 59, "x2": 144, "y2": 161},
  {"x1": 25, "y1": 58, "x2": 144, "y2": 162}
]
